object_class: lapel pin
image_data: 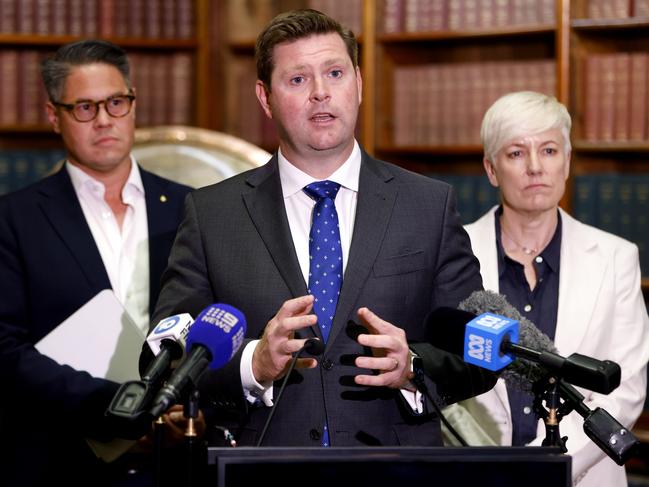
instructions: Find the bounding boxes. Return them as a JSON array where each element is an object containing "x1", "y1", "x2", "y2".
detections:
[{"x1": 160, "y1": 195, "x2": 167, "y2": 203}]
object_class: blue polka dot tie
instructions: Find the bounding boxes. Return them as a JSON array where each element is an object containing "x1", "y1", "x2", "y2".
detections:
[
  {"x1": 304, "y1": 180, "x2": 342, "y2": 447},
  {"x1": 304, "y1": 180, "x2": 343, "y2": 344}
]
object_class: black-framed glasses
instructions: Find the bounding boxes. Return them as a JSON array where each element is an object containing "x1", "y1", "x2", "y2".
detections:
[{"x1": 53, "y1": 93, "x2": 135, "y2": 122}]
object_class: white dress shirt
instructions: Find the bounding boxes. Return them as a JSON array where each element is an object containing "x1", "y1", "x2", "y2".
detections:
[{"x1": 66, "y1": 158, "x2": 150, "y2": 335}]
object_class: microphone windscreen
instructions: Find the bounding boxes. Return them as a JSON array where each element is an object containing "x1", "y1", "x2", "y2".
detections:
[
  {"x1": 186, "y1": 303, "x2": 247, "y2": 370},
  {"x1": 423, "y1": 307, "x2": 477, "y2": 356},
  {"x1": 459, "y1": 290, "x2": 559, "y2": 389},
  {"x1": 458, "y1": 289, "x2": 523, "y2": 320}
]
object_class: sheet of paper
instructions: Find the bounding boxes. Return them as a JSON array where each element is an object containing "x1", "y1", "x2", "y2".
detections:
[{"x1": 35, "y1": 289, "x2": 146, "y2": 462}]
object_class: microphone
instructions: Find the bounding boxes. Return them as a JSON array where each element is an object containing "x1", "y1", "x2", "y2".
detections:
[
  {"x1": 142, "y1": 297, "x2": 208, "y2": 383},
  {"x1": 148, "y1": 303, "x2": 247, "y2": 418},
  {"x1": 558, "y1": 381, "x2": 640, "y2": 465},
  {"x1": 425, "y1": 290, "x2": 621, "y2": 394},
  {"x1": 256, "y1": 337, "x2": 324, "y2": 447},
  {"x1": 107, "y1": 298, "x2": 206, "y2": 423}
]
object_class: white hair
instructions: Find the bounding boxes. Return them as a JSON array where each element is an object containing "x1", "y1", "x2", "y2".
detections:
[{"x1": 480, "y1": 91, "x2": 572, "y2": 161}]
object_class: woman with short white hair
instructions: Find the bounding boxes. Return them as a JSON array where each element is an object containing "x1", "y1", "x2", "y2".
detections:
[{"x1": 443, "y1": 91, "x2": 649, "y2": 487}]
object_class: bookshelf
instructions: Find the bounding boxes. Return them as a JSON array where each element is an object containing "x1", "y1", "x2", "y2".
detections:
[
  {"x1": 0, "y1": 0, "x2": 217, "y2": 193},
  {"x1": 0, "y1": 0, "x2": 212, "y2": 145}
]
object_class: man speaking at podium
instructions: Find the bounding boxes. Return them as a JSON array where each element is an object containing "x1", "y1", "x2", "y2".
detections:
[
  {"x1": 0, "y1": 40, "x2": 191, "y2": 485},
  {"x1": 148, "y1": 9, "x2": 496, "y2": 450}
]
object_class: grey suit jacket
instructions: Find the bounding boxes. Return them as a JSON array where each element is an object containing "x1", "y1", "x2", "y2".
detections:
[{"x1": 152, "y1": 150, "x2": 486, "y2": 447}]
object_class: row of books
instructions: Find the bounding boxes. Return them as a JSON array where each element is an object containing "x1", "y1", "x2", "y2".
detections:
[
  {"x1": 584, "y1": 0, "x2": 649, "y2": 18},
  {"x1": 392, "y1": 60, "x2": 556, "y2": 147},
  {"x1": 0, "y1": 149, "x2": 65, "y2": 195},
  {"x1": 582, "y1": 52, "x2": 649, "y2": 142},
  {"x1": 573, "y1": 173, "x2": 649, "y2": 277},
  {"x1": 309, "y1": 0, "x2": 363, "y2": 35},
  {"x1": 129, "y1": 52, "x2": 194, "y2": 127},
  {"x1": 0, "y1": 49, "x2": 194, "y2": 128},
  {"x1": 382, "y1": 0, "x2": 555, "y2": 33},
  {"x1": 0, "y1": 0, "x2": 194, "y2": 39}
]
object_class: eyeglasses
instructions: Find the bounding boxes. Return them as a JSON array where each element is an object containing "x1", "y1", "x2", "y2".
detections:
[{"x1": 53, "y1": 94, "x2": 136, "y2": 122}]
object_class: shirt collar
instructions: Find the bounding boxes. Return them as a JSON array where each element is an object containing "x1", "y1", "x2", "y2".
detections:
[
  {"x1": 277, "y1": 140, "x2": 361, "y2": 198},
  {"x1": 66, "y1": 155, "x2": 145, "y2": 199},
  {"x1": 495, "y1": 206, "x2": 562, "y2": 275}
]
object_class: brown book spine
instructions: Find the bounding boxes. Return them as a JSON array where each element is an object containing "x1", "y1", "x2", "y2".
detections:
[
  {"x1": 176, "y1": 0, "x2": 194, "y2": 38},
  {"x1": 35, "y1": 0, "x2": 50, "y2": 35},
  {"x1": 82, "y1": 0, "x2": 98, "y2": 36},
  {"x1": 583, "y1": 55, "x2": 600, "y2": 141},
  {"x1": 99, "y1": 0, "x2": 115, "y2": 38},
  {"x1": 0, "y1": 0, "x2": 17, "y2": 34},
  {"x1": 613, "y1": 53, "x2": 630, "y2": 141},
  {"x1": 0, "y1": 50, "x2": 19, "y2": 126},
  {"x1": 17, "y1": 0, "x2": 35, "y2": 34},
  {"x1": 161, "y1": 0, "x2": 176, "y2": 38},
  {"x1": 629, "y1": 53, "x2": 648, "y2": 140},
  {"x1": 144, "y1": 0, "x2": 161, "y2": 38},
  {"x1": 168, "y1": 52, "x2": 193, "y2": 125},
  {"x1": 599, "y1": 54, "x2": 616, "y2": 141},
  {"x1": 634, "y1": 0, "x2": 649, "y2": 16},
  {"x1": 67, "y1": 0, "x2": 83, "y2": 37},
  {"x1": 128, "y1": 0, "x2": 144, "y2": 38}
]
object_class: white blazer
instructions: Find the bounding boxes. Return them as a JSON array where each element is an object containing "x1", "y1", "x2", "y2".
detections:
[{"x1": 443, "y1": 206, "x2": 649, "y2": 487}]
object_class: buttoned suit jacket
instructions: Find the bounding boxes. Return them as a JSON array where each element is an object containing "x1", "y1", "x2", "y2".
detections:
[
  {"x1": 0, "y1": 165, "x2": 192, "y2": 486},
  {"x1": 151, "y1": 150, "x2": 492, "y2": 447},
  {"x1": 442, "y1": 206, "x2": 649, "y2": 487}
]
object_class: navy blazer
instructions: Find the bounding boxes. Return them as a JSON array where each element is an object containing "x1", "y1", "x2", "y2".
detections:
[
  {"x1": 150, "y1": 150, "x2": 491, "y2": 448},
  {"x1": 0, "y1": 166, "x2": 191, "y2": 486}
]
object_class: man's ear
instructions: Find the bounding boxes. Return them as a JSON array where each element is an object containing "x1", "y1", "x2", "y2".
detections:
[
  {"x1": 45, "y1": 102, "x2": 62, "y2": 134},
  {"x1": 255, "y1": 80, "x2": 272, "y2": 119}
]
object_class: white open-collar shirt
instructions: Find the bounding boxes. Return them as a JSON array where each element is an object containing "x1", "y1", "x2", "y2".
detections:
[{"x1": 67, "y1": 157, "x2": 150, "y2": 336}]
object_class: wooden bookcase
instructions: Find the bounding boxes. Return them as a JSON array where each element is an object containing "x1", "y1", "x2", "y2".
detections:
[{"x1": 0, "y1": 0, "x2": 214, "y2": 149}]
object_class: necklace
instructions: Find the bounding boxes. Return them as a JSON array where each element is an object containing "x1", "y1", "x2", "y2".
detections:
[{"x1": 500, "y1": 226, "x2": 539, "y2": 256}]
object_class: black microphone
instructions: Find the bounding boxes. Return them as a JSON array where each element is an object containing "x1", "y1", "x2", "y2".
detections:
[
  {"x1": 148, "y1": 303, "x2": 247, "y2": 418},
  {"x1": 142, "y1": 297, "x2": 207, "y2": 384},
  {"x1": 106, "y1": 298, "x2": 206, "y2": 424},
  {"x1": 425, "y1": 290, "x2": 621, "y2": 394},
  {"x1": 256, "y1": 337, "x2": 324, "y2": 447}
]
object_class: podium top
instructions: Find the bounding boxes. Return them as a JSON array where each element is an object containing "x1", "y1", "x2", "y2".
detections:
[{"x1": 208, "y1": 446, "x2": 571, "y2": 487}]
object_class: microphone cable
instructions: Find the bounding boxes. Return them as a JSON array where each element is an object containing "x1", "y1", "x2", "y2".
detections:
[
  {"x1": 256, "y1": 338, "x2": 324, "y2": 447},
  {"x1": 411, "y1": 368, "x2": 468, "y2": 447}
]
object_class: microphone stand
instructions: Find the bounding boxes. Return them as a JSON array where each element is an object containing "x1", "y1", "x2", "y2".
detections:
[
  {"x1": 152, "y1": 416, "x2": 165, "y2": 487},
  {"x1": 532, "y1": 375, "x2": 640, "y2": 464},
  {"x1": 533, "y1": 375, "x2": 567, "y2": 452},
  {"x1": 184, "y1": 387, "x2": 206, "y2": 487}
]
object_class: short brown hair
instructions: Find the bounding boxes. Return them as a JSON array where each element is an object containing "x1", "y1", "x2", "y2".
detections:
[{"x1": 255, "y1": 9, "x2": 358, "y2": 89}]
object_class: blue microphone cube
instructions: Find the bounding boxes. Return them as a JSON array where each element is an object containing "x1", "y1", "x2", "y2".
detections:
[{"x1": 463, "y1": 312, "x2": 519, "y2": 371}]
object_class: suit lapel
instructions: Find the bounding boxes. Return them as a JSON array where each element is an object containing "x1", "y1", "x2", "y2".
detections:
[
  {"x1": 243, "y1": 158, "x2": 310, "y2": 318},
  {"x1": 37, "y1": 169, "x2": 110, "y2": 291},
  {"x1": 326, "y1": 156, "x2": 398, "y2": 347},
  {"x1": 141, "y1": 169, "x2": 174, "y2": 311},
  {"x1": 554, "y1": 210, "x2": 602, "y2": 354}
]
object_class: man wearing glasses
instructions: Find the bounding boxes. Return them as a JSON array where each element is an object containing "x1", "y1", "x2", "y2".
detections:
[{"x1": 0, "y1": 40, "x2": 191, "y2": 485}]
